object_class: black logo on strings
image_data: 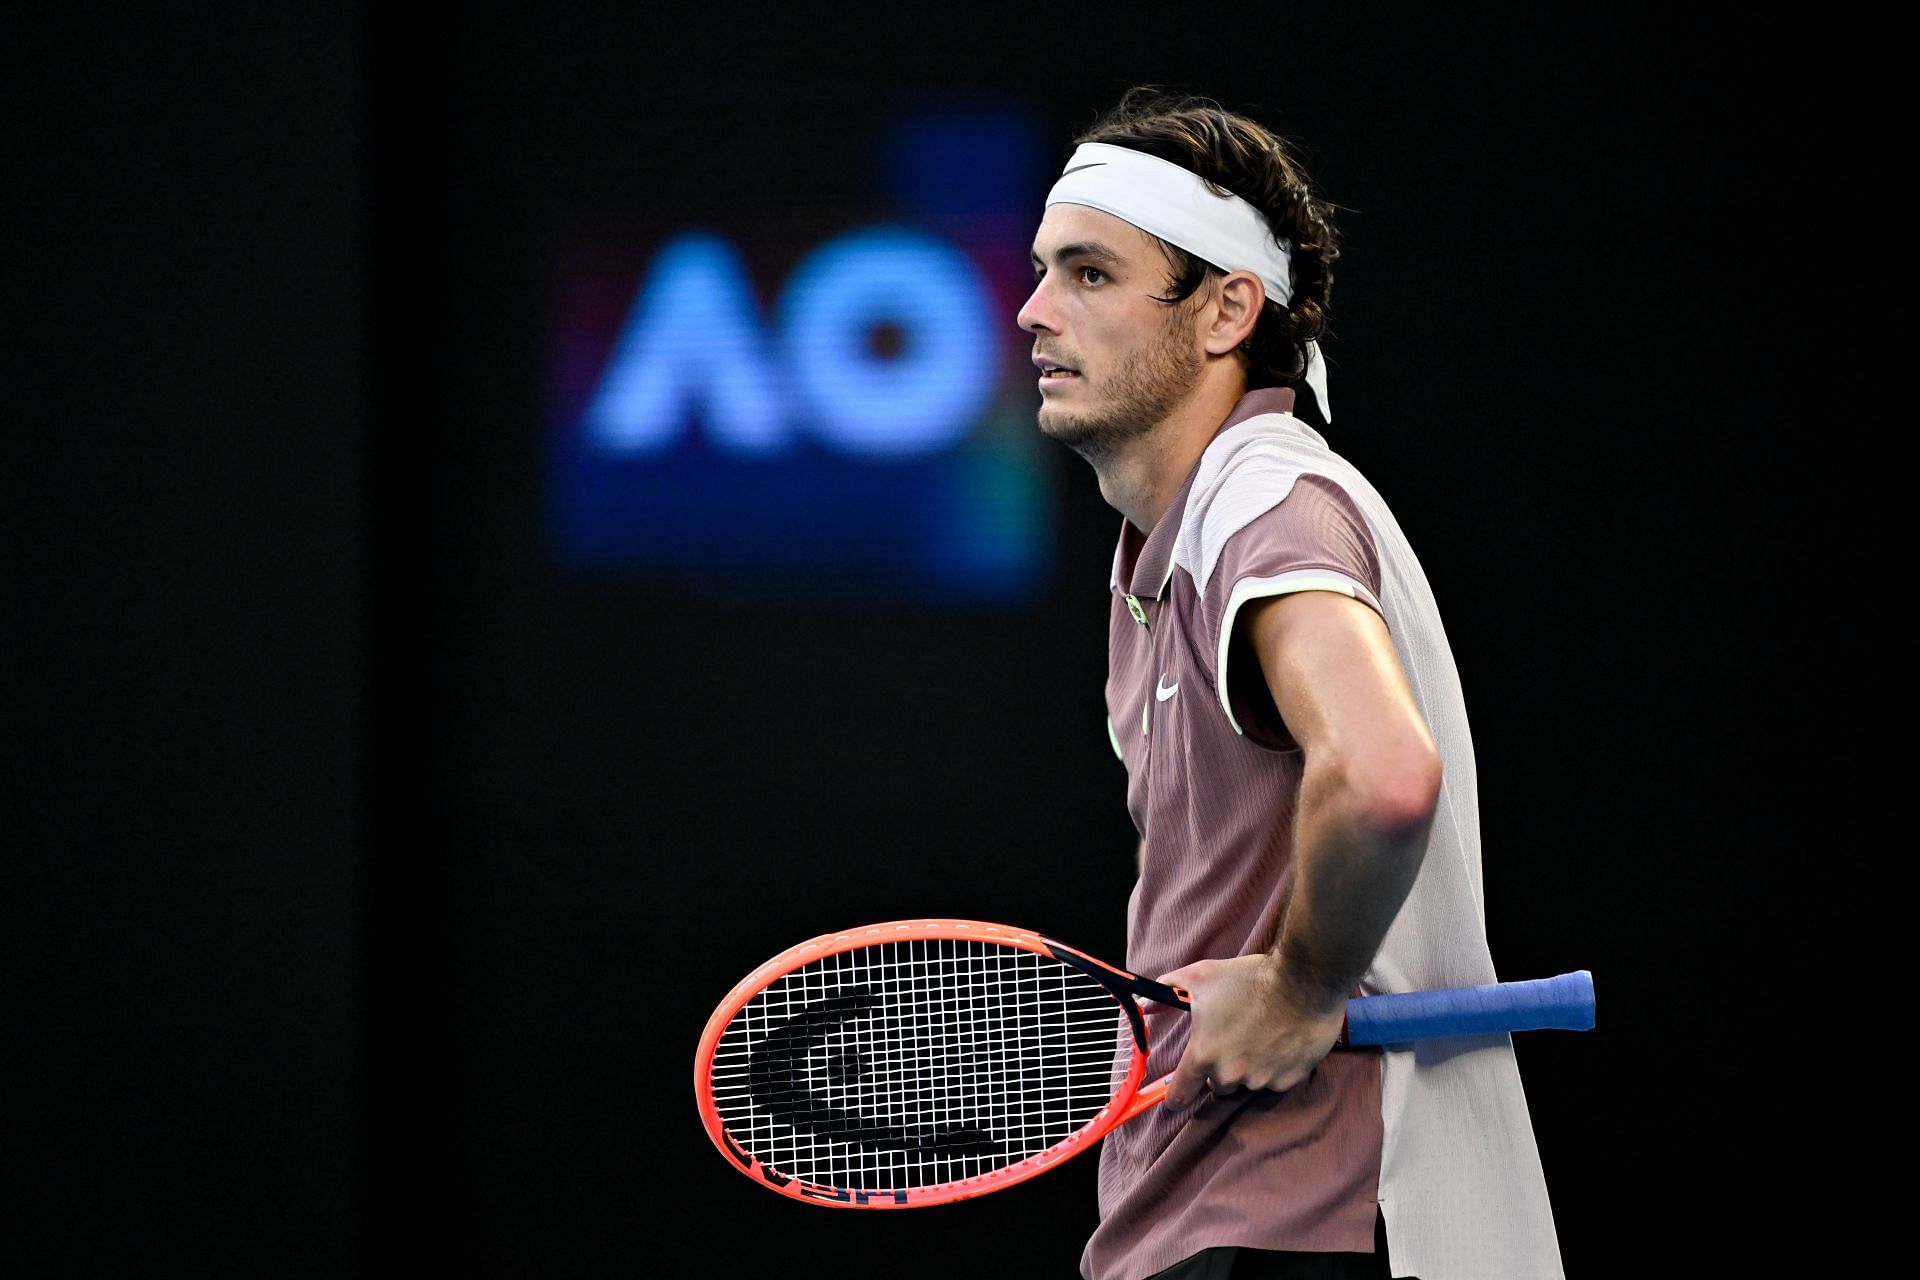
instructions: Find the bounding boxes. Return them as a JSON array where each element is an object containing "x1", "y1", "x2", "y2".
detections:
[{"x1": 745, "y1": 988, "x2": 1003, "y2": 1158}]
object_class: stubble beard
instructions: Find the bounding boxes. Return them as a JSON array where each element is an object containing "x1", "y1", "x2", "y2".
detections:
[{"x1": 1037, "y1": 312, "x2": 1203, "y2": 467}]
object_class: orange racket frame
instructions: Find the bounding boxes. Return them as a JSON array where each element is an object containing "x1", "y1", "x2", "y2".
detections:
[{"x1": 693, "y1": 918, "x2": 1181, "y2": 1208}]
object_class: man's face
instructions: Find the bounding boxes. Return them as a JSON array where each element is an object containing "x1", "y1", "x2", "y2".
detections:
[{"x1": 1017, "y1": 204, "x2": 1204, "y2": 463}]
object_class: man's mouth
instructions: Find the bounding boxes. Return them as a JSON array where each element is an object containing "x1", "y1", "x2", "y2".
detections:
[{"x1": 1034, "y1": 357, "x2": 1081, "y2": 385}]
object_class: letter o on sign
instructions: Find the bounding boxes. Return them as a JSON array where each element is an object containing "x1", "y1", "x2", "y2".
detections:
[{"x1": 778, "y1": 227, "x2": 998, "y2": 457}]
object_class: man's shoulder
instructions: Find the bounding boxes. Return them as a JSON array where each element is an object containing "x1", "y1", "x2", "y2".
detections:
[{"x1": 1178, "y1": 414, "x2": 1370, "y2": 593}]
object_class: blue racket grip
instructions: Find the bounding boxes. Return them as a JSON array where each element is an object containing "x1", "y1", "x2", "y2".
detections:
[{"x1": 1343, "y1": 971, "x2": 1594, "y2": 1046}]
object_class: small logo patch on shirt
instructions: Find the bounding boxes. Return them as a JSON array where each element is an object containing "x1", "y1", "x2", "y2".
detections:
[{"x1": 1156, "y1": 675, "x2": 1179, "y2": 702}]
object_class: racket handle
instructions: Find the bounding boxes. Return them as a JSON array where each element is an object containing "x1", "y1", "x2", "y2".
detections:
[{"x1": 1342, "y1": 970, "x2": 1595, "y2": 1046}]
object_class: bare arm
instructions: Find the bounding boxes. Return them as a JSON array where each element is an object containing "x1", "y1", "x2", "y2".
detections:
[{"x1": 1160, "y1": 590, "x2": 1441, "y2": 1106}]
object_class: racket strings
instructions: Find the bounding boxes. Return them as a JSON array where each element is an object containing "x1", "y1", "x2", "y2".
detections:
[{"x1": 708, "y1": 937, "x2": 1133, "y2": 1192}]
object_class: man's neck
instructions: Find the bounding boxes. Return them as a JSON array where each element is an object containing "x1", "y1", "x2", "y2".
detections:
[{"x1": 1094, "y1": 374, "x2": 1246, "y2": 533}]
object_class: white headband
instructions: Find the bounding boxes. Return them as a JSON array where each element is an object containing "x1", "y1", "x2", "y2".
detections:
[{"x1": 1045, "y1": 142, "x2": 1331, "y2": 421}]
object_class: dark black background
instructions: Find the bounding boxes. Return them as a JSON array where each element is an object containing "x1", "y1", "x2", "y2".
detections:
[{"x1": 13, "y1": 4, "x2": 1804, "y2": 1274}]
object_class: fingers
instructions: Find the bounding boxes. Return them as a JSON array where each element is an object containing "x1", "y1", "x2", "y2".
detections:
[
  {"x1": 1163, "y1": 1050, "x2": 1213, "y2": 1110},
  {"x1": 1166, "y1": 1059, "x2": 1254, "y2": 1108},
  {"x1": 1160, "y1": 961, "x2": 1221, "y2": 1108},
  {"x1": 1155, "y1": 961, "x2": 1207, "y2": 990}
]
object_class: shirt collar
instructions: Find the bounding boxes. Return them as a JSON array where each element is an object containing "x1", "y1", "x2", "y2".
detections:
[
  {"x1": 1218, "y1": 385, "x2": 1296, "y2": 432},
  {"x1": 1108, "y1": 386, "x2": 1298, "y2": 599}
]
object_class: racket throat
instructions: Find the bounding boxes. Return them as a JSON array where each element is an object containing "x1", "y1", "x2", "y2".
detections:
[{"x1": 1119, "y1": 1075, "x2": 1171, "y2": 1124}]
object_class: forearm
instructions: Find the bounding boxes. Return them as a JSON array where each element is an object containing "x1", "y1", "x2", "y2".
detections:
[
  {"x1": 1157, "y1": 592, "x2": 1441, "y2": 1104},
  {"x1": 1269, "y1": 754, "x2": 1438, "y2": 1013},
  {"x1": 1154, "y1": 762, "x2": 1434, "y2": 1103}
]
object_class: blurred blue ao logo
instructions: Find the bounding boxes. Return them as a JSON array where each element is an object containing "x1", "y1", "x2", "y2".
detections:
[
  {"x1": 585, "y1": 228, "x2": 997, "y2": 461},
  {"x1": 551, "y1": 110, "x2": 1052, "y2": 603}
]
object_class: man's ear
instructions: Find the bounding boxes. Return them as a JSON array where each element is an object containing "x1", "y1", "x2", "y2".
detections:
[{"x1": 1202, "y1": 270, "x2": 1265, "y2": 356}]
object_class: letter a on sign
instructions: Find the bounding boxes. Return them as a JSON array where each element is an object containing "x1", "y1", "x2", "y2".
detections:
[{"x1": 584, "y1": 232, "x2": 786, "y2": 456}]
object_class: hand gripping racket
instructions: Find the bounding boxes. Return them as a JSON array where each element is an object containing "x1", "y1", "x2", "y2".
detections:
[{"x1": 694, "y1": 919, "x2": 1594, "y2": 1208}]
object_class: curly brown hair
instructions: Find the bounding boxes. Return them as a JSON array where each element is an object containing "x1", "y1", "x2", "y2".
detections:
[{"x1": 1073, "y1": 88, "x2": 1339, "y2": 398}]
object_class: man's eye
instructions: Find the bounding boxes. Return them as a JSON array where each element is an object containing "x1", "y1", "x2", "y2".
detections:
[{"x1": 1079, "y1": 266, "x2": 1106, "y2": 285}]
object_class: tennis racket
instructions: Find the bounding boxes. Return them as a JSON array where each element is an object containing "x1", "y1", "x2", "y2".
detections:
[{"x1": 694, "y1": 918, "x2": 1594, "y2": 1208}]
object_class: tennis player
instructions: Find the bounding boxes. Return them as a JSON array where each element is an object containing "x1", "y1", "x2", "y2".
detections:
[{"x1": 1020, "y1": 90, "x2": 1562, "y2": 1280}]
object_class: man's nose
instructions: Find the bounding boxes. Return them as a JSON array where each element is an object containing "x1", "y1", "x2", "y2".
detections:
[{"x1": 1016, "y1": 278, "x2": 1057, "y2": 334}]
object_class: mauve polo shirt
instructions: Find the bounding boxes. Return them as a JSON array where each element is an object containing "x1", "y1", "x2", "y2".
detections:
[{"x1": 1087, "y1": 387, "x2": 1387, "y2": 1280}]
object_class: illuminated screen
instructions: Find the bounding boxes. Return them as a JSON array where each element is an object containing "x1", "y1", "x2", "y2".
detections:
[{"x1": 549, "y1": 109, "x2": 1052, "y2": 602}]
